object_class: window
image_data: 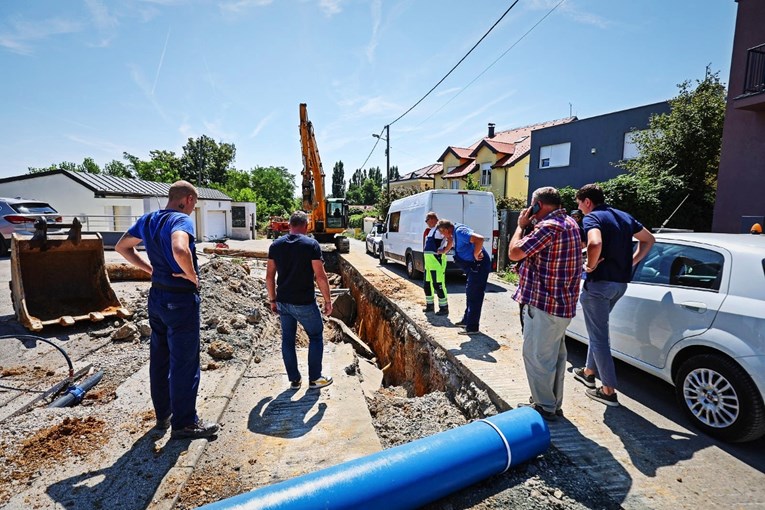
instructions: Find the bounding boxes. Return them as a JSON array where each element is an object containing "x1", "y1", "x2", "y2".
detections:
[
  {"x1": 623, "y1": 130, "x2": 645, "y2": 160},
  {"x1": 633, "y1": 242, "x2": 724, "y2": 291},
  {"x1": 388, "y1": 211, "x2": 401, "y2": 233},
  {"x1": 539, "y1": 142, "x2": 571, "y2": 168},
  {"x1": 231, "y1": 206, "x2": 246, "y2": 228},
  {"x1": 450, "y1": 180, "x2": 460, "y2": 190},
  {"x1": 480, "y1": 163, "x2": 492, "y2": 186}
]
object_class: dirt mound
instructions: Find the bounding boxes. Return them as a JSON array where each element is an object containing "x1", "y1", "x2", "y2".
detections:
[{"x1": 0, "y1": 416, "x2": 107, "y2": 501}]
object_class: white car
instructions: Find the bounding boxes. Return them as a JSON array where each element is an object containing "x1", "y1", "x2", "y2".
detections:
[
  {"x1": 366, "y1": 227, "x2": 383, "y2": 257},
  {"x1": 567, "y1": 233, "x2": 765, "y2": 442}
]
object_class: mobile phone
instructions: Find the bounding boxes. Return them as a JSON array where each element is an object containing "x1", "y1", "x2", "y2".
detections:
[{"x1": 529, "y1": 202, "x2": 541, "y2": 215}]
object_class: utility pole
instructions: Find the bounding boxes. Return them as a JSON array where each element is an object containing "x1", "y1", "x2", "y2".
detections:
[
  {"x1": 373, "y1": 126, "x2": 391, "y2": 199},
  {"x1": 385, "y1": 124, "x2": 390, "y2": 199}
]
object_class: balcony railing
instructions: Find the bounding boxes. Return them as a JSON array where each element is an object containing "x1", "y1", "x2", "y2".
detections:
[{"x1": 743, "y1": 43, "x2": 765, "y2": 95}]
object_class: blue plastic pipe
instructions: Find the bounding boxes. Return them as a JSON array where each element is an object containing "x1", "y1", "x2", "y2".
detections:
[{"x1": 200, "y1": 407, "x2": 549, "y2": 510}]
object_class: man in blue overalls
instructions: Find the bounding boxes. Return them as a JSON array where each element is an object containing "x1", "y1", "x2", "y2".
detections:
[
  {"x1": 116, "y1": 180, "x2": 219, "y2": 440},
  {"x1": 422, "y1": 211, "x2": 452, "y2": 315},
  {"x1": 437, "y1": 219, "x2": 491, "y2": 335}
]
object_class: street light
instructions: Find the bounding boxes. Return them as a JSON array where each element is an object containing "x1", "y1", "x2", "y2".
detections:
[{"x1": 372, "y1": 124, "x2": 390, "y2": 198}]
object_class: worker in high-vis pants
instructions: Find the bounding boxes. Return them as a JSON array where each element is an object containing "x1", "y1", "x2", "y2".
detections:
[{"x1": 423, "y1": 211, "x2": 452, "y2": 315}]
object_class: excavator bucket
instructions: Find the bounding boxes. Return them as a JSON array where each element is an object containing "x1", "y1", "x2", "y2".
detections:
[{"x1": 10, "y1": 219, "x2": 131, "y2": 331}]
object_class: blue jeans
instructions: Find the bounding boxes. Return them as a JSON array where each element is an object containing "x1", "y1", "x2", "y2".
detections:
[
  {"x1": 579, "y1": 280, "x2": 628, "y2": 389},
  {"x1": 277, "y1": 302, "x2": 325, "y2": 382},
  {"x1": 147, "y1": 288, "x2": 201, "y2": 429},
  {"x1": 456, "y1": 254, "x2": 491, "y2": 332}
]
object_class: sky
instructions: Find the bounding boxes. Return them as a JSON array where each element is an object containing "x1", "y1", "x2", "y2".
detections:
[{"x1": 0, "y1": 0, "x2": 739, "y2": 188}]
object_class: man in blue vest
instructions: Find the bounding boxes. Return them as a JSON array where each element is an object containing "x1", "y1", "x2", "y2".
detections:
[
  {"x1": 422, "y1": 211, "x2": 452, "y2": 315},
  {"x1": 437, "y1": 219, "x2": 491, "y2": 335},
  {"x1": 116, "y1": 180, "x2": 219, "y2": 440}
]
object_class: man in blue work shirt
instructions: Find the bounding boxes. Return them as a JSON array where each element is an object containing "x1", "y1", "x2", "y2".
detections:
[
  {"x1": 573, "y1": 183, "x2": 655, "y2": 407},
  {"x1": 116, "y1": 180, "x2": 219, "y2": 440},
  {"x1": 437, "y1": 219, "x2": 491, "y2": 335},
  {"x1": 266, "y1": 211, "x2": 334, "y2": 390}
]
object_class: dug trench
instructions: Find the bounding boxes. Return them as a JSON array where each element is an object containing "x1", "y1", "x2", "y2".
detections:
[
  {"x1": 189, "y1": 251, "x2": 619, "y2": 510},
  {"x1": 173, "y1": 251, "x2": 618, "y2": 509}
]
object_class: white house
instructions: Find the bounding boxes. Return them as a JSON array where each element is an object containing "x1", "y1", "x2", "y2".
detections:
[{"x1": 0, "y1": 170, "x2": 257, "y2": 242}]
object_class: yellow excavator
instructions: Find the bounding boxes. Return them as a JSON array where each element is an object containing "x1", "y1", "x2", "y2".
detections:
[{"x1": 299, "y1": 103, "x2": 350, "y2": 253}]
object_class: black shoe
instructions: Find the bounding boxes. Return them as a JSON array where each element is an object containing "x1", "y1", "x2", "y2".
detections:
[
  {"x1": 290, "y1": 380, "x2": 302, "y2": 389},
  {"x1": 423, "y1": 304, "x2": 434, "y2": 313},
  {"x1": 171, "y1": 419, "x2": 220, "y2": 439},
  {"x1": 555, "y1": 408, "x2": 564, "y2": 417},
  {"x1": 435, "y1": 307, "x2": 449, "y2": 316},
  {"x1": 517, "y1": 401, "x2": 557, "y2": 422},
  {"x1": 455, "y1": 320, "x2": 466, "y2": 327},
  {"x1": 155, "y1": 415, "x2": 171, "y2": 430},
  {"x1": 586, "y1": 387, "x2": 619, "y2": 407},
  {"x1": 573, "y1": 367, "x2": 596, "y2": 389},
  {"x1": 457, "y1": 329, "x2": 479, "y2": 336}
]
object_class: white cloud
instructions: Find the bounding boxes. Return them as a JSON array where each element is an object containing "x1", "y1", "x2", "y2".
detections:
[
  {"x1": 66, "y1": 134, "x2": 127, "y2": 156},
  {"x1": 527, "y1": 0, "x2": 610, "y2": 29},
  {"x1": 318, "y1": 0, "x2": 343, "y2": 17},
  {"x1": 249, "y1": 112, "x2": 275, "y2": 138},
  {"x1": 365, "y1": 0, "x2": 382, "y2": 62},
  {"x1": 219, "y1": 0, "x2": 273, "y2": 14},
  {"x1": 358, "y1": 96, "x2": 401, "y2": 117},
  {"x1": 0, "y1": 17, "x2": 82, "y2": 55},
  {"x1": 203, "y1": 119, "x2": 237, "y2": 141},
  {"x1": 84, "y1": 0, "x2": 119, "y2": 47}
]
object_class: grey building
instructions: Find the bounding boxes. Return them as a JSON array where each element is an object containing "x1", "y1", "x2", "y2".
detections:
[{"x1": 528, "y1": 101, "x2": 670, "y2": 197}]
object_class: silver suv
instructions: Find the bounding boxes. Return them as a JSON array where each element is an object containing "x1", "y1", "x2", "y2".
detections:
[{"x1": 0, "y1": 197, "x2": 62, "y2": 256}]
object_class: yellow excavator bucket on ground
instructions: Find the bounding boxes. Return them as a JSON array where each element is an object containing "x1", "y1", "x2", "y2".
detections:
[{"x1": 10, "y1": 219, "x2": 131, "y2": 331}]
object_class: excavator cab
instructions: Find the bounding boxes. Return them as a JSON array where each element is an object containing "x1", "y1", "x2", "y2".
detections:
[
  {"x1": 326, "y1": 199, "x2": 347, "y2": 230},
  {"x1": 10, "y1": 218, "x2": 130, "y2": 331}
]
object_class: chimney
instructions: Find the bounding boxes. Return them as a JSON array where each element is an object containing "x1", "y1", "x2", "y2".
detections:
[{"x1": 488, "y1": 123, "x2": 495, "y2": 138}]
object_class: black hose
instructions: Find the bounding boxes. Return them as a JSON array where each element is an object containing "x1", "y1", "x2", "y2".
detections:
[
  {"x1": 0, "y1": 334, "x2": 74, "y2": 380},
  {"x1": 48, "y1": 370, "x2": 104, "y2": 408}
]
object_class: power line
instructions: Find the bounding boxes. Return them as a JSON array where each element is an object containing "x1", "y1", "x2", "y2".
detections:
[
  {"x1": 416, "y1": 0, "x2": 567, "y2": 128},
  {"x1": 357, "y1": 128, "x2": 385, "y2": 171},
  {"x1": 389, "y1": 0, "x2": 520, "y2": 128}
]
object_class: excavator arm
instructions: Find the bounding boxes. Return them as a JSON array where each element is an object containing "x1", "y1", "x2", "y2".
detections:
[
  {"x1": 298, "y1": 103, "x2": 350, "y2": 252},
  {"x1": 299, "y1": 103, "x2": 326, "y2": 231}
]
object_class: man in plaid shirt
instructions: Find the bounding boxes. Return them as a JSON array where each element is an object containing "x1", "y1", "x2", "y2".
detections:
[{"x1": 509, "y1": 186, "x2": 583, "y2": 421}]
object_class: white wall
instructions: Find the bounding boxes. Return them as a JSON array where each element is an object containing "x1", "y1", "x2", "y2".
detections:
[{"x1": 230, "y1": 202, "x2": 257, "y2": 240}]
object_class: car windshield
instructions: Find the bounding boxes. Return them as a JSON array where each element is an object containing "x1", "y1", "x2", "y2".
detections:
[{"x1": 12, "y1": 203, "x2": 57, "y2": 214}]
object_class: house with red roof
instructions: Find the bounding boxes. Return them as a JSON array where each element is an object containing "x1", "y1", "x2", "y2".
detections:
[
  {"x1": 389, "y1": 163, "x2": 442, "y2": 192},
  {"x1": 434, "y1": 118, "x2": 576, "y2": 202}
]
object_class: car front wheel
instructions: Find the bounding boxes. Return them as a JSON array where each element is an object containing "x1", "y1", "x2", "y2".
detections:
[{"x1": 675, "y1": 354, "x2": 765, "y2": 442}]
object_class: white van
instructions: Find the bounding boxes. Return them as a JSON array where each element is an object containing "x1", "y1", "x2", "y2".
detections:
[{"x1": 379, "y1": 189, "x2": 498, "y2": 279}]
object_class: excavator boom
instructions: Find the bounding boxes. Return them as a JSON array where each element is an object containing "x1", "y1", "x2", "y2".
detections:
[{"x1": 298, "y1": 103, "x2": 349, "y2": 252}]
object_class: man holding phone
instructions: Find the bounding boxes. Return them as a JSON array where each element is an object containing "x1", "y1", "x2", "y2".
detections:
[{"x1": 509, "y1": 187, "x2": 582, "y2": 420}]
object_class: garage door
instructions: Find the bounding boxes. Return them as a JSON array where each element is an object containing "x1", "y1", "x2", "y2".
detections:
[{"x1": 206, "y1": 211, "x2": 227, "y2": 240}]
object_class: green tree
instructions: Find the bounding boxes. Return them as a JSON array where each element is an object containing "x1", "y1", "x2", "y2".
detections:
[
  {"x1": 389, "y1": 165, "x2": 400, "y2": 180},
  {"x1": 249, "y1": 166, "x2": 296, "y2": 218},
  {"x1": 619, "y1": 69, "x2": 726, "y2": 231},
  {"x1": 124, "y1": 151, "x2": 181, "y2": 183},
  {"x1": 368, "y1": 166, "x2": 382, "y2": 188},
  {"x1": 360, "y1": 178, "x2": 381, "y2": 205},
  {"x1": 331, "y1": 161, "x2": 346, "y2": 198},
  {"x1": 180, "y1": 135, "x2": 236, "y2": 186},
  {"x1": 464, "y1": 174, "x2": 485, "y2": 191},
  {"x1": 78, "y1": 157, "x2": 101, "y2": 174},
  {"x1": 28, "y1": 161, "x2": 77, "y2": 173},
  {"x1": 103, "y1": 159, "x2": 133, "y2": 178}
]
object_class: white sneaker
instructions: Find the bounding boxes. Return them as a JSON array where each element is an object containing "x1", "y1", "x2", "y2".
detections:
[{"x1": 309, "y1": 376, "x2": 333, "y2": 389}]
